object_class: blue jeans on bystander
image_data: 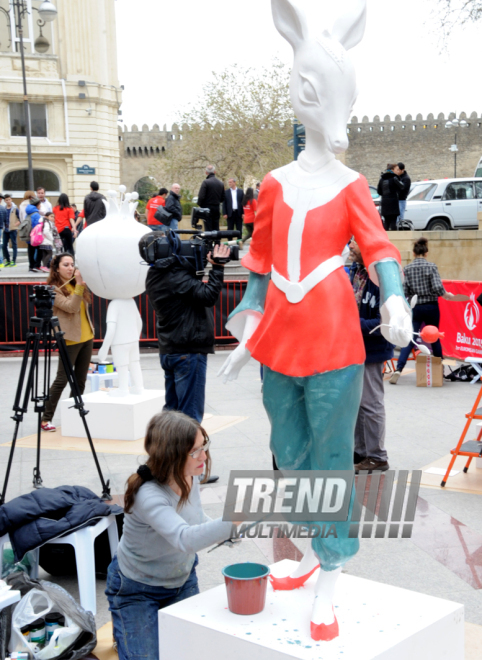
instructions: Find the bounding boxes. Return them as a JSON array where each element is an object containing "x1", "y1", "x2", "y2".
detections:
[
  {"x1": 2, "y1": 229, "x2": 17, "y2": 263},
  {"x1": 160, "y1": 353, "x2": 207, "y2": 423},
  {"x1": 105, "y1": 555, "x2": 199, "y2": 660}
]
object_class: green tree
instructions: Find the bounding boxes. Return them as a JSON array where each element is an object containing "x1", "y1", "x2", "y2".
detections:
[{"x1": 150, "y1": 59, "x2": 293, "y2": 193}]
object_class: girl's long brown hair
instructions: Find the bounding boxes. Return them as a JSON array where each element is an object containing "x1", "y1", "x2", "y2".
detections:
[
  {"x1": 124, "y1": 411, "x2": 211, "y2": 513},
  {"x1": 47, "y1": 253, "x2": 91, "y2": 304}
]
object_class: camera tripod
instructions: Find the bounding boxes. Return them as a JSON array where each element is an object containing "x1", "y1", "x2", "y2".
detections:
[{"x1": 0, "y1": 306, "x2": 111, "y2": 506}]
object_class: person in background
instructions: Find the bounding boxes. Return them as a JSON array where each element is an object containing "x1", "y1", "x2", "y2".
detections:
[
  {"x1": 146, "y1": 188, "x2": 169, "y2": 230},
  {"x1": 197, "y1": 166, "x2": 224, "y2": 231},
  {"x1": 390, "y1": 237, "x2": 454, "y2": 384},
  {"x1": 254, "y1": 182, "x2": 261, "y2": 200},
  {"x1": 36, "y1": 186, "x2": 52, "y2": 217},
  {"x1": 45, "y1": 211, "x2": 63, "y2": 254},
  {"x1": 2, "y1": 194, "x2": 19, "y2": 267},
  {"x1": 164, "y1": 184, "x2": 182, "y2": 231},
  {"x1": 25, "y1": 197, "x2": 43, "y2": 272},
  {"x1": 223, "y1": 178, "x2": 244, "y2": 234},
  {"x1": 83, "y1": 181, "x2": 106, "y2": 226},
  {"x1": 241, "y1": 187, "x2": 257, "y2": 246},
  {"x1": 53, "y1": 193, "x2": 77, "y2": 255},
  {"x1": 41, "y1": 253, "x2": 94, "y2": 431},
  {"x1": 349, "y1": 239, "x2": 393, "y2": 473},
  {"x1": 394, "y1": 163, "x2": 411, "y2": 225},
  {"x1": 105, "y1": 410, "x2": 235, "y2": 660},
  {"x1": 377, "y1": 164, "x2": 404, "y2": 231},
  {"x1": 0, "y1": 199, "x2": 7, "y2": 269},
  {"x1": 75, "y1": 209, "x2": 85, "y2": 234},
  {"x1": 37, "y1": 213, "x2": 55, "y2": 271},
  {"x1": 19, "y1": 190, "x2": 35, "y2": 222}
]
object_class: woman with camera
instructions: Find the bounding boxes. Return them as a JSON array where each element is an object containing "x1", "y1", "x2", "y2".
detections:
[
  {"x1": 41, "y1": 253, "x2": 94, "y2": 432},
  {"x1": 105, "y1": 410, "x2": 235, "y2": 660}
]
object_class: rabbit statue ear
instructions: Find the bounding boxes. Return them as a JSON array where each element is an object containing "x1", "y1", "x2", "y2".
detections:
[
  {"x1": 271, "y1": 0, "x2": 308, "y2": 50},
  {"x1": 331, "y1": 0, "x2": 367, "y2": 50}
]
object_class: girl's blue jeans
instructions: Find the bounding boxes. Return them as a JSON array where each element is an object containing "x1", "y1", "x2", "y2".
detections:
[{"x1": 105, "y1": 555, "x2": 199, "y2": 660}]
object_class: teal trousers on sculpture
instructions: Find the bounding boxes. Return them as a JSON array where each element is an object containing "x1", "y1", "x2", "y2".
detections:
[{"x1": 263, "y1": 363, "x2": 363, "y2": 571}]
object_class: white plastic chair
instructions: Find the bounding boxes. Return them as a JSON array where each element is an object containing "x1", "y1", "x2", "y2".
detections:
[
  {"x1": 38, "y1": 515, "x2": 119, "y2": 615},
  {"x1": 2, "y1": 516, "x2": 118, "y2": 615}
]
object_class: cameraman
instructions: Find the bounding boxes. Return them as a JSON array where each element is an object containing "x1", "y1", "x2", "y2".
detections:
[{"x1": 146, "y1": 236, "x2": 230, "y2": 429}]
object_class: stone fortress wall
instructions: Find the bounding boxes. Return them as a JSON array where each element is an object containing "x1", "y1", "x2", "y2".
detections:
[
  {"x1": 344, "y1": 112, "x2": 482, "y2": 186},
  {"x1": 119, "y1": 112, "x2": 482, "y2": 191}
]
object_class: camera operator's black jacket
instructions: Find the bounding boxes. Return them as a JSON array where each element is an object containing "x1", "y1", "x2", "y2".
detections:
[{"x1": 146, "y1": 258, "x2": 224, "y2": 354}]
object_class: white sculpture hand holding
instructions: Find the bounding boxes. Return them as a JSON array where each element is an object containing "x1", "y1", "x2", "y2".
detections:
[{"x1": 380, "y1": 294, "x2": 412, "y2": 347}]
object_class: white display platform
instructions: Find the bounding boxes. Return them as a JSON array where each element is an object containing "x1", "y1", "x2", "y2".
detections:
[
  {"x1": 158, "y1": 559, "x2": 464, "y2": 660},
  {"x1": 60, "y1": 389, "x2": 164, "y2": 441}
]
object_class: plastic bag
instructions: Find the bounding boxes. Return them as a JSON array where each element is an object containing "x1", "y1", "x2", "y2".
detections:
[{"x1": 9, "y1": 582, "x2": 96, "y2": 660}]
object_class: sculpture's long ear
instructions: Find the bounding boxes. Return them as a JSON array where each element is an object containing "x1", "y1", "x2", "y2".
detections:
[
  {"x1": 271, "y1": 0, "x2": 308, "y2": 51},
  {"x1": 331, "y1": 0, "x2": 367, "y2": 51}
]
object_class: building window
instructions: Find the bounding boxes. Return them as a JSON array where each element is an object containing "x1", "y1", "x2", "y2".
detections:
[
  {"x1": 3, "y1": 169, "x2": 60, "y2": 193},
  {"x1": 9, "y1": 102, "x2": 47, "y2": 137}
]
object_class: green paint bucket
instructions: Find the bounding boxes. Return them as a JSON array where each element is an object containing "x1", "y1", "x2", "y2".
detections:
[{"x1": 222, "y1": 562, "x2": 270, "y2": 615}]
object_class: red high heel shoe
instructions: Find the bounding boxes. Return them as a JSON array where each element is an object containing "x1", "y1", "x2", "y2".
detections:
[
  {"x1": 269, "y1": 565, "x2": 319, "y2": 591},
  {"x1": 310, "y1": 609, "x2": 339, "y2": 642}
]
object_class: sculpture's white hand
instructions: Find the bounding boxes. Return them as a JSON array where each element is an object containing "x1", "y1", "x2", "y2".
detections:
[
  {"x1": 218, "y1": 344, "x2": 252, "y2": 383},
  {"x1": 97, "y1": 346, "x2": 109, "y2": 363},
  {"x1": 218, "y1": 311, "x2": 261, "y2": 383},
  {"x1": 380, "y1": 295, "x2": 412, "y2": 347}
]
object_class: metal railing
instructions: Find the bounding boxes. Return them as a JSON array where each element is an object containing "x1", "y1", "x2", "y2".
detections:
[{"x1": 0, "y1": 280, "x2": 248, "y2": 348}]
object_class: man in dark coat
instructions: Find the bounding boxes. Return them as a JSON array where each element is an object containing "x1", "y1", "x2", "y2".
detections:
[
  {"x1": 197, "y1": 165, "x2": 224, "y2": 231},
  {"x1": 395, "y1": 162, "x2": 411, "y2": 222},
  {"x1": 223, "y1": 178, "x2": 244, "y2": 234},
  {"x1": 164, "y1": 183, "x2": 182, "y2": 230},
  {"x1": 83, "y1": 181, "x2": 106, "y2": 226},
  {"x1": 349, "y1": 239, "x2": 394, "y2": 473},
  {"x1": 377, "y1": 164, "x2": 404, "y2": 231}
]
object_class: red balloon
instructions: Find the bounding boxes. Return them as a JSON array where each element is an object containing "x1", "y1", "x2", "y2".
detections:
[{"x1": 420, "y1": 325, "x2": 445, "y2": 343}]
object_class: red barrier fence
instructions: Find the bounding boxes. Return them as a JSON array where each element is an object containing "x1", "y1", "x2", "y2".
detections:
[
  {"x1": 0, "y1": 280, "x2": 247, "y2": 349},
  {"x1": 2, "y1": 279, "x2": 481, "y2": 358},
  {"x1": 439, "y1": 280, "x2": 482, "y2": 361}
]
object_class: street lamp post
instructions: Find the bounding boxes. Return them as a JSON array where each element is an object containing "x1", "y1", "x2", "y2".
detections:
[
  {"x1": 445, "y1": 116, "x2": 468, "y2": 178},
  {"x1": 4, "y1": 1, "x2": 57, "y2": 191}
]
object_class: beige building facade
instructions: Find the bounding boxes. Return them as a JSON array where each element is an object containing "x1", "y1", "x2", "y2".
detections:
[{"x1": 0, "y1": 0, "x2": 121, "y2": 206}]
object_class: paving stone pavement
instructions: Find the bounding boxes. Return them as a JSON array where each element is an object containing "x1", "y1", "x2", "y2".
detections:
[{"x1": 0, "y1": 352, "x2": 482, "y2": 632}]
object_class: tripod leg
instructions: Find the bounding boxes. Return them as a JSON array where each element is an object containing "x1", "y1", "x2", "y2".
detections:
[
  {"x1": 32, "y1": 412, "x2": 43, "y2": 489},
  {"x1": 53, "y1": 320, "x2": 112, "y2": 501},
  {"x1": 1, "y1": 330, "x2": 41, "y2": 506}
]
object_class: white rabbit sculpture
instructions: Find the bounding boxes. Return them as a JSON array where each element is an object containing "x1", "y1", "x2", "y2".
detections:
[
  {"x1": 76, "y1": 186, "x2": 149, "y2": 397},
  {"x1": 219, "y1": 0, "x2": 412, "y2": 642}
]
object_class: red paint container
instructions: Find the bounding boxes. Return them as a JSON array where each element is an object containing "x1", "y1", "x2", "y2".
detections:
[{"x1": 222, "y1": 563, "x2": 270, "y2": 615}]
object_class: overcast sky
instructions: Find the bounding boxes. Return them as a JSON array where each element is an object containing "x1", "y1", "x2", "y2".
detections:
[{"x1": 115, "y1": 0, "x2": 481, "y2": 129}]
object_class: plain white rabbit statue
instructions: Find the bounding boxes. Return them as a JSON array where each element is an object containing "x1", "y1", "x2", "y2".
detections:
[
  {"x1": 219, "y1": 0, "x2": 412, "y2": 642},
  {"x1": 76, "y1": 186, "x2": 148, "y2": 396}
]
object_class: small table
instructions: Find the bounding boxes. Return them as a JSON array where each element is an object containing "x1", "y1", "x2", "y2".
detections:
[{"x1": 466, "y1": 357, "x2": 482, "y2": 384}]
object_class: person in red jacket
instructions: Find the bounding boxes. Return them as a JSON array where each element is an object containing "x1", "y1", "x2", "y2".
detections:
[
  {"x1": 241, "y1": 187, "x2": 257, "y2": 246},
  {"x1": 146, "y1": 188, "x2": 168, "y2": 229}
]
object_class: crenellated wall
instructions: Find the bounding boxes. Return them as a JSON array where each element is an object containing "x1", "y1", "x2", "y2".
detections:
[
  {"x1": 345, "y1": 112, "x2": 482, "y2": 185},
  {"x1": 119, "y1": 112, "x2": 482, "y2": 191}
]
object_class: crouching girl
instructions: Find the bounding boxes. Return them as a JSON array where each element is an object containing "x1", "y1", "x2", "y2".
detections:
[{"x1": 106, "y1": 411, "x2": 234, "y2": 660}]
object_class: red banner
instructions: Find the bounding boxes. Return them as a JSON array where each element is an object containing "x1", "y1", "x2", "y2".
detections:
[{"x1": 439, "y1": 280, "x2": 482, "y2": 360}]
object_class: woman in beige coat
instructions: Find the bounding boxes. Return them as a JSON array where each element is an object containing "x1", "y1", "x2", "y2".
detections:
[{"x1": 41, "y1": 253, "x2": 94, "y2": 432}]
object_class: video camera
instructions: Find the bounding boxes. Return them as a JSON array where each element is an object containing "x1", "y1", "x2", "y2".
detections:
[
  {"x1": 191, "y1": 206, "x2": 210, "y2": 230},
  {"x1": 30, "y1": 285, "x2": 55, "y2": 319},
  {"x1": 139, "y1": 229, "x2": 240, "y2": 276}
]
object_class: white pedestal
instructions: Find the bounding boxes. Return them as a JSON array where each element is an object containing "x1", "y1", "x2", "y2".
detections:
[
  {"x1": 60, "y1": 390, "x2": 164, "y2": 441},
  {"x1": 158, "y1": 559, "x2": 464, "y2": 660}
]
